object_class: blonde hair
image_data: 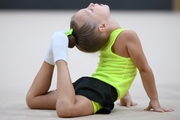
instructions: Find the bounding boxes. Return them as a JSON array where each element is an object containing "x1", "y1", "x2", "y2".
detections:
[{"x1": 68, "y1": 16, "x2": 109, "y2": 53}]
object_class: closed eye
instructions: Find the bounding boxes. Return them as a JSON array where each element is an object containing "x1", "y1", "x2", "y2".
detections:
[{"x1": 90, "y1": 9, "x2": 93, "y2": 12}]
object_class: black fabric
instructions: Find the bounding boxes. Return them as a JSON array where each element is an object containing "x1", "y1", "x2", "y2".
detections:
[{"x1": 73, "y1": 76, "x2": 117, "y2": 114}]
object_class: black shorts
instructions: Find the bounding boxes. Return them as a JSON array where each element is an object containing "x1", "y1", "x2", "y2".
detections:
[{"x1": 73, "y1": 76, "x2": 117, "y2": 114}]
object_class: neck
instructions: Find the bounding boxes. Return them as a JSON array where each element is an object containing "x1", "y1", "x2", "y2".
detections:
[{"x1": 107, "y1": 18, "x2": 120, "y2": 33}]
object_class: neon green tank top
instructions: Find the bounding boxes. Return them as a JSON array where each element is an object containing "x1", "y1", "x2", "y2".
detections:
[{"x1": 92, "y1": 28, "x2": 137, "y2": 99}]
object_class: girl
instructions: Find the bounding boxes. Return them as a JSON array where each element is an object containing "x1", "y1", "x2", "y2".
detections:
[{"x1": 26, "y1": 3, "x2": 174, "y2": 118}]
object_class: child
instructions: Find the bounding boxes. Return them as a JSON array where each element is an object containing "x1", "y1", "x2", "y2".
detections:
[{"x1": 26, "y1": 3, "x2": 174, "y2": 118}]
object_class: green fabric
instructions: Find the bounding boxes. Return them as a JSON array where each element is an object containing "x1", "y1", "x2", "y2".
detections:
[
  {"x1": 91, "y1": 101, "x2": 102, "y2": 113},
  {"x1": 92, "y1": 28, "x2": 137, "y2": 99}
]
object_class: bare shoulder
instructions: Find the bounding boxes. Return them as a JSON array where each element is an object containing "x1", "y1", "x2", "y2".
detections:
[
  {"x1": 113, "y1": 29, "x2": 139, "y2": 58},
  {"x1": 118, "y1": 29, "x2": 139, "y2": 42}
]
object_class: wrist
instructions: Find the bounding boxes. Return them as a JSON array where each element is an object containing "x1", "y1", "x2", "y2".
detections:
[
  {"x1": 123, "y1": 92, "x2": 130, "y2": 98},
  {"x1": 150, "y1": 98, "x2": 159, "y2": 102}
]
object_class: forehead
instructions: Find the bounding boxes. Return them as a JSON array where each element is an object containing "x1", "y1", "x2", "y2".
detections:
[
  {"x1": 75, "y1": 9, "x2": 91, "y2": 18},
  {"x1": 71, "y1": 9, "x2": 91, "y2": 25}
]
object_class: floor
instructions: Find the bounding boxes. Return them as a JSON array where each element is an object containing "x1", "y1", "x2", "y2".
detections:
[{"x1": 0, "y1": 10, "x2": 180, "y2": 120}]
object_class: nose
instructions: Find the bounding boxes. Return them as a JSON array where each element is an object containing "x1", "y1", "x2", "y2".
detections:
[
  {"x1": 90, "y1": 3, "x2": 94, "y2": 6},
  {"x1": 88, "y1": 3, "x2": 94, "y2": 8}
]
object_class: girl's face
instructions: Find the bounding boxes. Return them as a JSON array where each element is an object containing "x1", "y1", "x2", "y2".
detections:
[
  {"x1": 74, "y1": 3, "x2": 110, "y2": 23},
  {"x1": 86, "y1": 3, "x2": 110, "y2": 20}
]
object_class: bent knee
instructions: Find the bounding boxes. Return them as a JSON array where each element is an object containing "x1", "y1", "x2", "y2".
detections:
[
  {"x1": 26, "y1": 92, "x2": 36, "y2": 109},
  {"x1": 56, "y1": 100, "x2": 74, "y2": 118}
]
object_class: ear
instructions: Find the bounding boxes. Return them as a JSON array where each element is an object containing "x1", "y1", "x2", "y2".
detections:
[{"x1": 98, "y1": 23, "x2": 107, "y2": 33}]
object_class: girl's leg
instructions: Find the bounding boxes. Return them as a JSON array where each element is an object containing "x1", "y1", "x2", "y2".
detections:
[
  {"x1": 26, "y1": 61, "x2": 57, "y2": 109},
  {"x1": 55, "y1": 61, "x2": 94, "y2": 118}
]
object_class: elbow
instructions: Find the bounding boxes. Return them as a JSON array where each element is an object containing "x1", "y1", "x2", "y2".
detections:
[{"x1": 138, "y1": 65, "x2": 152, "y2": 74}]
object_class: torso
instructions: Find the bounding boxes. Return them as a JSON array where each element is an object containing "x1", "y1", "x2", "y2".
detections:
[{"x1": 92, "y1": 28, "x2": 137, "y2": 99}]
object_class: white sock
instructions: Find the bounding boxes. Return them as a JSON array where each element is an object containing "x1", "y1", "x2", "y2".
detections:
[
  {"x1": 52, "y1": 31, "x2": 68, "y2": 63},
  {"x1": 44, "y1": 42, "x2": 54, "y2": 65}
]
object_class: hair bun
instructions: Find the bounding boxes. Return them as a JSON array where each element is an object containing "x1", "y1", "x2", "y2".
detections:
[{"x1": 68, "y1": 35, "x2": 76, "y2": 48}]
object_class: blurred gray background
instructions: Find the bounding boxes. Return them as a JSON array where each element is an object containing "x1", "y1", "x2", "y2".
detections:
[
  {"x1": 0, "y1": 0, "x2": 180, "y2": 120},
  {"x1": 0, "y1": 0, "x2": 176, "y2": 10}
]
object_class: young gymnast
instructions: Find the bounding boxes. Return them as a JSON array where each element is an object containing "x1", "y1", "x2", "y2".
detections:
[{"x1": 26, "y1": 3, "x2": 174, "y2": 118}]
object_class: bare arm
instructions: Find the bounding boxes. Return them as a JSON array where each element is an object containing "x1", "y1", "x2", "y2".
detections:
[
  {"x1": 124, "y1": 30, "x2": 173, "y2": 112},
  {"x1": 126, "y1": 30, "x2": 158, "y2": 101}
]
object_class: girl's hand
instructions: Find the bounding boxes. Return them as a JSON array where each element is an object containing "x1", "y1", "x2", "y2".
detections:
[
  {"x1": 118, "y1": 92, "x2": 137, "y2": 108},
  {"x1": 144, "y1": 100, "x2": 174, "y2": 112}
]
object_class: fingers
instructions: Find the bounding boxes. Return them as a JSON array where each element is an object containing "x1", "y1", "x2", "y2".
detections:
[
  {"x1": 144, "y1": 106, "x2": 174, "y2": 112},
  {"x1": 117, "y1": 102, "x2": 137, "y2": 108},
  {"x1": 126, "y1": 102, "x2": 131, "y2": 108},
  {"x1": 154, "y1": 108, "x2": 164, "y2": 113},
  {"x1": 163, "y1": 108, "x2": 174, "y2": 112},
  {"x1": 132, "y1": 102, "x2": 138, "y2": 106},
  {"x1": 144, "y1": 105, "x2": 164, "y2": 112},
  {"x1": 126, "y1": 102, "x2": 137, "y2": 108},
  {"x1": 144, "y1": 105, "x2": 151, "y2": 111}
]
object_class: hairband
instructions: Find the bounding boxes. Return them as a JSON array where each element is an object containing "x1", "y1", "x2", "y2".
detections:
[{"x1": 65, "y1": 28, "x2": 73, "y2": 36}]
